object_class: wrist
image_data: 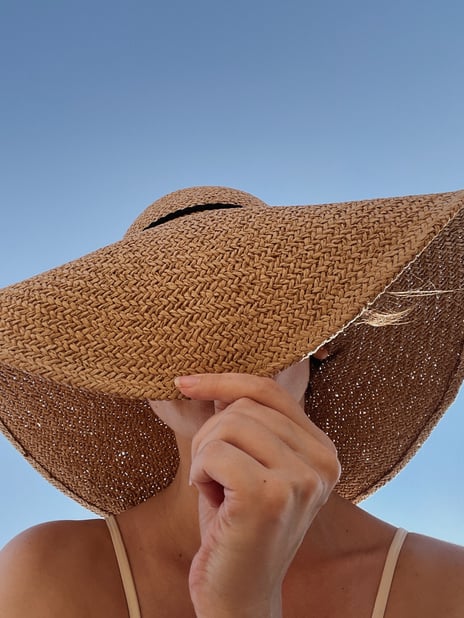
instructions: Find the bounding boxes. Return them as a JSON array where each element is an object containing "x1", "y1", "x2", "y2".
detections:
[{"x1": 194, "y1": 591, "x2": 282, "y2": 618}]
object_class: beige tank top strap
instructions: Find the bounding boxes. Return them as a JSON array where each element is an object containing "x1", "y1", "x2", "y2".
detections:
[
  {"x1": 106, "y1": 515, "x2": 142, "y2": 618},
  {"x1": 106, "y1": 515, "x2": 406, "y2": 618},
  {"x1": 371, "y1": 528, "x2": 408, "y2": 618}
]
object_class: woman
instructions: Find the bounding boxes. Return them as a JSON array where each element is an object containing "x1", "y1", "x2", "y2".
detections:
[{"x1": 0, "y1": 186, "x2": 463, "y2": 616}]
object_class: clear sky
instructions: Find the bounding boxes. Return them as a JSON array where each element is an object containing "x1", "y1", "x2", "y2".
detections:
[{"x1": 0, "y1": 0, "x2": 463, "y2": 548}]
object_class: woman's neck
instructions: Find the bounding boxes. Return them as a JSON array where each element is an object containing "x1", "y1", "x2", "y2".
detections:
[{"x1": 117, "y1": 432, "x2": 394, "y2": 571}]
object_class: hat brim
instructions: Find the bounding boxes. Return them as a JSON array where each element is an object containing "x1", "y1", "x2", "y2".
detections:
[{"x1": 0, "y1": 187, "x2": 463, "y2": 513}]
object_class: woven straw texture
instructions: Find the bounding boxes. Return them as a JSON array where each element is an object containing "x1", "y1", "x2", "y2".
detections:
[{"x1": 0, "y1": 186, "x2": 463, "y2": 514}]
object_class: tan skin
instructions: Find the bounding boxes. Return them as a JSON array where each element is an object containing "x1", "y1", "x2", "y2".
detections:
[{"x1": 1, "y1": 351, "x2": 464, "y2": 617}]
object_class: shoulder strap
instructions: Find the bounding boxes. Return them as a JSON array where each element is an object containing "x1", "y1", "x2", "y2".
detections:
[
  {"x1": 371, "y1": 528, "x2": 408, "y2": 618},
  {"x1": 106, "y1": 515, "x2": 142, "y2": 618}
]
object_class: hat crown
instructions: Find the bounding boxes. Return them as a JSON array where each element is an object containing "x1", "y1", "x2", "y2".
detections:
[{"x1": 124, "y1": 185, "x2": 268, "y2": 238}]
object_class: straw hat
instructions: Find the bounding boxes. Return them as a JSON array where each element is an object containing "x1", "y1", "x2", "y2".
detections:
[{"x1": 0, "y1": 186, "x2": 463, "y2": 515}]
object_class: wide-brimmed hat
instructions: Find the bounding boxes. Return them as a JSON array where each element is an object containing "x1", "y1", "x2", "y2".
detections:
[{"x1": 0, "y1": 186, "x2": 463, "y2": 515}]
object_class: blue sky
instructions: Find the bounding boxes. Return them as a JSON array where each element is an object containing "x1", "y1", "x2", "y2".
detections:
[{"x1": 0, "y1": 0, "x2": 463, "y2": 548}]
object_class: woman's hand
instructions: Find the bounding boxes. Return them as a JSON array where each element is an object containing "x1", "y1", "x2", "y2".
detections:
[{"x1": 175, "y1": 372, "x2": 341, "y2": 618}]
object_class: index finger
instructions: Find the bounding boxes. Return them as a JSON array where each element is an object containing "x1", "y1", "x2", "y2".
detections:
[{"x1": 174, "y1": 373, "x2": 307, "y2": 426}]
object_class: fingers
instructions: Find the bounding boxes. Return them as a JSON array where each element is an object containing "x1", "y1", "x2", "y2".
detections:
[
  {"x1": 190, "y1": 438, "x2": 265, "y2": 495},
  {"x1": 189, "y1": 437, "x2": 336, "y2": 523},
  {"x1": 175, "y1": 372, "x2": 306, "y2": 427},
  {"x1": 191, "y1": 399, "x2": 336, "y2": 468},
  {"x1": 177, "y1": 372, "x2": 341, "y2": 517},
  {"x1": 191, "y1": 410, "x2": 340, "y2": 497},
  {"x1": 184, "y1": 375, "x2": 341, "y2": 507},
  {"x1": 176, "y1": 372, "x2": 336, "y2": 451},
  {"x1": 191, "y1": 407, "x2": 327, "y2": 470}
]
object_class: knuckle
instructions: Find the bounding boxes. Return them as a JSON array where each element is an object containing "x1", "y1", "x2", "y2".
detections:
[
  {"x1": 298, "y1": 469, "x2": 325, "y2": 502},
  {"x1": 215, "y1": 410, "x2": 245, "y2": 435},
  {"x1": 323, "y1": 448, "x2": 342, "y2": 486},
  {"x1": 198, "y1": 438, "x2": 223, "y2": 459},
  {"x1": 256, "y1": 376, "x2": 279, "y2": 397},
  {"x1": 224, "y1": 397, "x2": 254, "y2": 413},
  {"x1": 303, "y1": 435, "x2": 341, "y2": 488},
  {"x1": 325, "y1": 435, "x2": 339, "y2": 456},
  {"x1": 295, "y1": 452, "x2": 341, "y2": 505}
]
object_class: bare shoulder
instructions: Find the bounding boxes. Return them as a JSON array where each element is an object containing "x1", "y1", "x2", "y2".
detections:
[
  {"x1": 0, "y1": 519, "x2": 125, "y2": 618},
  {"x1": 389, "y1": 532, "x2": 464, "y2": 617}
]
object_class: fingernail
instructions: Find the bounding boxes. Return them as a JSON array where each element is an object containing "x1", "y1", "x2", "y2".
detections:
[{"x1": 174, "y1": 375, "x2": 201, "y2": 388}]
